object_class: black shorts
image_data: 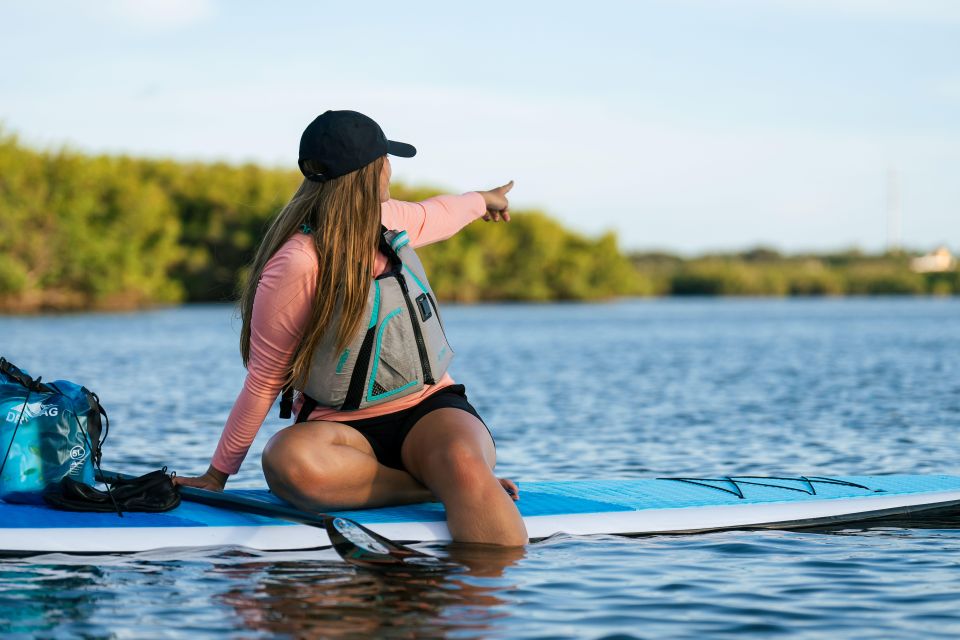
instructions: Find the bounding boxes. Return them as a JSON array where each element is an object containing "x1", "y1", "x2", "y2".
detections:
[{"x1": 336, "y1": 384, "x2": 490, "y2": 471}]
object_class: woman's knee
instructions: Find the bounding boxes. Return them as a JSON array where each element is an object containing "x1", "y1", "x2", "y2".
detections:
[
  {"x1": 264, "y1": 446, "x2": 316, "y2": 492},
  {"x1": 422, "y1": 439, "x2": 495, "y2": 491},
  {"x1": 262, "y1": 428, "x2": 331, "y2": 491}
]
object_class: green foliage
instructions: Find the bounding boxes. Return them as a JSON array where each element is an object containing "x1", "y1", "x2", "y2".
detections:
[
  {"x1": 925, "y1": 271, "x2": 960, "y2": 296},
  {"x1": 630, "y1": 248, "x2": 956, "y2": 297},
  {"x1": 2, "y1": 129, "x2": 954, "y2": 311},
  {"x1": 401, "y1": 191, "x2": 648, "y2": 303},
  {"x1": 0, "y1": 134, "x2": 642, "y2": 311},
  {"x1": 0, "y1": 129, "x2": 185, "y2": 310},
  {"x1": 785, "y1": 264, "x2": 845, "y2": 296},
  {"x1": 391, "y1": 183, "x2": 647, "y2": 302},
  {"x1": 0, "y1": 254, "x2": 28, "y2": 295},
  {"x1": 139, "y1": 159, "x2": 300, "y2": 301},
  {"x1": 841, "y1": 264, "x2": 926, "y2": 295},
  {"x1": 671, "y1": 260, "x2": 786, "y2": 296}
]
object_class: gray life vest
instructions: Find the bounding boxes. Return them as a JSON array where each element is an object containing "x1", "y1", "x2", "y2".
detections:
[{"x1": 280, "y1": 227, "x2": 454, "y2": 421}]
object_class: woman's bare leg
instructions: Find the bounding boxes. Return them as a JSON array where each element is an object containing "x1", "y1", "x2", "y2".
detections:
[
  {"x1": 262, "y1": 420, "x2": 431, "y2": 510},
  {"x1": 401, "y1": 409, "x2": 528, "y2": 546}
]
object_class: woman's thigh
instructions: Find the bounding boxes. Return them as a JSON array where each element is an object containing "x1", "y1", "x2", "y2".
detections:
[
  {"x1": 261, "y1": 420, "x2": 378, "y2": 500},
  {"x1": 263, "y1": 419, "x2": 376, "y2": 468},
  {"x1": 400, "y1": 408, "x2": 497, "y2": 487}
]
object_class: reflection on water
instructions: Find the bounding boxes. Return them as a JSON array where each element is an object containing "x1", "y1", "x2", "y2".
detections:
[
  {"x1": 218, "y1": 544, "x2": 523, "y2": 638},
  {"x1": 0, "y1": 564, "x2": 103, "y2": 635},
  {"x1": 2, "y1": 299, "x2": 960, "y2": 638},
  {"x1": 0, "y1": 545, "x2": 525, "y2": 638},
  {"x1": 4, "y1": 528, "x2": 960, "y2": 638}
]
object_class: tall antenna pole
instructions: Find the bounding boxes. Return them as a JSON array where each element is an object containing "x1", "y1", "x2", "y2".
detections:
[{"x1": 886, "y1": 168, "x2": 901, "y2": 252}]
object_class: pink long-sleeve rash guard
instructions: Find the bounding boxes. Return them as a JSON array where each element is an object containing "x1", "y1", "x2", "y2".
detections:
[{"x1": 210, "y1": 192, "x2": 488, "y2": 475}]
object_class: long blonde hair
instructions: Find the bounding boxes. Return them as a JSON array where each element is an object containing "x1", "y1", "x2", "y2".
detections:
[{"x1": 239, "y1": 156, "x2": 384, "y2": 388}]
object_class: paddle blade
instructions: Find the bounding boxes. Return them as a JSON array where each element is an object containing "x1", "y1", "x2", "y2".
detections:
[{"x1": 326, "y1": 517, "x2": 432, "y2": 568}]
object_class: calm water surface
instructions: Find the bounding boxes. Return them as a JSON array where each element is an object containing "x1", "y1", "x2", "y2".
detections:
[{"x1": 1, "y1": 298, "x2": 959, "y2": 638}]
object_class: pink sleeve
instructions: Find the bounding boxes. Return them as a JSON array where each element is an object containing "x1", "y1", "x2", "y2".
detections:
[
  {"x1": 382, "y1": 192, "x2": 487, "y2": 248},
  {"x1": 210, "y1": 240, "x2": 317, "y2": 475}
]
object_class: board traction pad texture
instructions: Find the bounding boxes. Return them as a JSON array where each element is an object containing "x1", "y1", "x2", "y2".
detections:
[{"x1": 5, "y1": 476, "x2": 960, "y2": 529}]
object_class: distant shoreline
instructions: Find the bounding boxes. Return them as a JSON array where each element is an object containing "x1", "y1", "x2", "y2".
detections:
[
  {"x1": 628, "y1": 248, "x2": 958, "y2": 298},
  {"x1": 2, "y1": 292, "x2": 957, "y2": 316},
  {"x1": 1, "y1": 130, "x2": 956, "y2": 313}
]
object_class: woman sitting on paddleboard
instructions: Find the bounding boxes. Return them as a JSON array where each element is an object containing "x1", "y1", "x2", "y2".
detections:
[{"x1": 175, "y1": 110, "x2": 528, "y2": 546}]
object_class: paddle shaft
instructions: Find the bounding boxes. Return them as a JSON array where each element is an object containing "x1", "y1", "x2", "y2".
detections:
[
  {"x1": 174, "y1": 480, "x2": 432, "y2": 563},
  {"x1": 99, "y1": 470, "x2": 331, "y2": 527},
  {"x1": 176, "y1": 484, "x2": 333, "y2": 527},
  {"x1": 100, "y1": 472, "x2": 429, "y2": 566}
]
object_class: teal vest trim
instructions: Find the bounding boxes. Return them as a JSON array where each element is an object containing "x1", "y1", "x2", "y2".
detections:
[{"x1": 293, "y1": 227, "x2": 455, "y2": 417}]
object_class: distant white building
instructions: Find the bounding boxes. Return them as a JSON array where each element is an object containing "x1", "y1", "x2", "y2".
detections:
[{"x1": 910, "y1": 246, "x2": 956, "y2": 273}]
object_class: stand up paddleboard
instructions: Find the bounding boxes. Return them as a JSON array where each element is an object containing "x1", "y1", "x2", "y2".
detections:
[{"x1": 3, "y1": 475, "x2": 960, "y2": 555}]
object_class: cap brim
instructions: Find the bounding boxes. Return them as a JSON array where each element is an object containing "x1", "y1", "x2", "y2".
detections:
[{"x1": 387, "y1": 140, "x2": 416, "y2": 158}]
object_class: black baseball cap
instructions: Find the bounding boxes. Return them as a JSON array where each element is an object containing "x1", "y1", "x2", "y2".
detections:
[{"x1": 298, "y1": 110, "x2": 416, "y2": 182}]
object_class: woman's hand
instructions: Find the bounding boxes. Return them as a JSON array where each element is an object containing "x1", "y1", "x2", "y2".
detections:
[
  {"x1": 499, "y1": 477, "x2": 520, "y2": 501},
  {"x1": 480, "y1": 180, "x2": 513, "y2": 223},
  {"x1": 173, "y1": 465, "x2": 229, "y2": 492}
]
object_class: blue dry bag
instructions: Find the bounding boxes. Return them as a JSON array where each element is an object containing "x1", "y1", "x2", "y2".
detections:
[{"x1": 0, "y1": 357, "x2": 107, "y2": 504}]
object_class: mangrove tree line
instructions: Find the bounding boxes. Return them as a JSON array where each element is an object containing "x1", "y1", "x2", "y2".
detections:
[{"x1": 0, "y1": 130, "x2": 644, "y2": 312}]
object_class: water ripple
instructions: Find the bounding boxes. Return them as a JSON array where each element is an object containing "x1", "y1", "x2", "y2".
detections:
[{"x1": 2, "y1": 299, "x2": 960, "y2": 638}]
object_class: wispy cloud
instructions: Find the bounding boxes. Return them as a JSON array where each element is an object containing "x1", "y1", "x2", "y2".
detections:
[
  {"x1": 105, "y1": 0, "x2": 216, "y2": 30},
  {"x1": 935, "y1": 77, "x2": 960, "y2": 103},
  {"x1": 735, "y1": 0, "x2": 960, "y2": 23}
]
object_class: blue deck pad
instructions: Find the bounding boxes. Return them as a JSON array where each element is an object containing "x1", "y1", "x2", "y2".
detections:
[
  {"x1": 0, "y1": 499, "x2": 288, "y2": 529},
  {"x1": 5, "y1": 476, "x2": 960, "y2": 530},
  {"x1": 320, "y1": 475, "x2": 960, "y2": 523},
  {"x1": 336, "y1": 491, "x2": 634, "y2": 524},
  {"x1": 231, "y1": 488, "x2": 636, "y2": 524},
  {"x1": 516, "y1": 476, "x2": 960, "y2": 510}
]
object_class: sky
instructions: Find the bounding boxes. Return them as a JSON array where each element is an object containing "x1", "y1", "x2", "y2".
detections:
[{"x1": 1, "y1": 0, "x2": 958, "y2": 254}]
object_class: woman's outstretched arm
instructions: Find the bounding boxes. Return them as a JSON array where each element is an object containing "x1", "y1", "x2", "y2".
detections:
[{"x1": 382, "y1": 181, "x2": 513, "y2": 248}]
